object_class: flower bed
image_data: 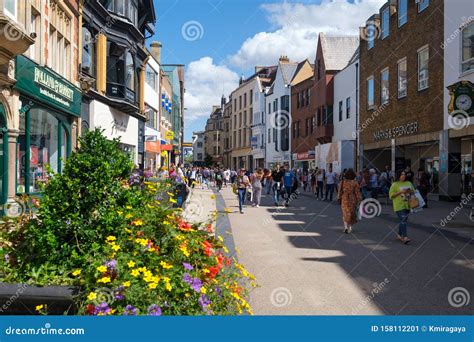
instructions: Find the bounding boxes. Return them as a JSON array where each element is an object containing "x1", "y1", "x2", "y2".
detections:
[{"x1": 0, "y1": 130, "x2": 255, "y2": 315}]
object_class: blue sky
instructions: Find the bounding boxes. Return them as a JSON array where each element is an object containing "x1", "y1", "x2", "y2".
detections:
[{"x1": 151, "y1": 0, "x2": 385, "y2": 141}]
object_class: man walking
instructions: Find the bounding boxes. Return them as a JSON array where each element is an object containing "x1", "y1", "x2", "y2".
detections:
[
  {"x1": 271, "y1": 165, "x2": 284, "y2": 206},
  {"x1": 325, "y1": 166, "x2": 337, "y2": 201}
]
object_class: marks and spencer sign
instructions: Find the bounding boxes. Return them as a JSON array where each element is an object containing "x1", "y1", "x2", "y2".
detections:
[
  {"x1": 15, "y1": 55, "x2": 81, "y2": 117},
  {"x1": 373, "y1": 121, "x2": 419, "y2": 142}
]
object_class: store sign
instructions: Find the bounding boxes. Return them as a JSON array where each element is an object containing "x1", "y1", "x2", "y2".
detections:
[
  {"x1": 165, "y1": 131, "x2": 175, "y2": 140},
  {"x1": 373, "y1": 121, "x2": 419, "y2": 142},
  {"x1": 15, "y1": 55, "x2": 81, "y2": 117}
]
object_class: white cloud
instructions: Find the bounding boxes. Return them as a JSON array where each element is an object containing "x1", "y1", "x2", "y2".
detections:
[
  {"x1": 229, "y1": 0, "x2": 386, "y2": 67},
  {"x1": 184, "y1": 57, "x2": 239, "y2": 122}
]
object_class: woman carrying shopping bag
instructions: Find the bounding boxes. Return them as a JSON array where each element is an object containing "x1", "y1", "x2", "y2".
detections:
[
  {"x1": 389, "y1": 169, "x2": 416, "y2": 244},
  {"x1": 338, "y1": 169, "x2": 362, "y2": 234}
]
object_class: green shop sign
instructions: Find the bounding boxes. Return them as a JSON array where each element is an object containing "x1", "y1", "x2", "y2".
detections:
[{"x1": 15, "y1": 55, "x2": 81, "y2": 117}]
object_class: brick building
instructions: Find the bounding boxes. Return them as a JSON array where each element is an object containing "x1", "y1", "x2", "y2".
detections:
[{"x1": 359, "y1": 0, "x2": 444, "y2": 193}]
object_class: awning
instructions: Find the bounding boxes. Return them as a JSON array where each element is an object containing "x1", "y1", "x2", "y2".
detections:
[{"x1": 161, "y1": 144, "x2": 173, "y2": 151}]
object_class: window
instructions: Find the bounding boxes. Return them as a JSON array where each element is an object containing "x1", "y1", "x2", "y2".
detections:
[
  {"x1": 418, "y1": 0, "x2": 429, "y2": 12},
  {"x1": 382, "y1": 7, "x2": 390, "y2": 39},
  {"x1": 311, "y1": 116, "x2": 315, "y2": 133},
  {"x1": 346, "y1": 97, "x2": 351, "y2": 119},
  {"x1": 381, "y1": 68, "x2": 389, "y2": 104},
  {"x1": 244, "y1": 93, "x2": 247, "y2": 107},
  {"x1": 244, "y1": 111, "x2": 247, "y2": 126},
  {"x1": 125, "y1": 52, "x2": 135, "y2": 92},
  {"x1": 4, "y1": 0, "x2": 16, "y2": 19},
  {"x1": 398, "y1": 0, "x2": 408, "y2": 27},
  {"x1": 268, "y1": 103, "x2": 271, "y2": 114},
  {"x1": 461, "y1": 23, "x2": 474, "y2": 73},
  {"x1": 250, "y1": 90, "x2": 253, "y2": 105},
  {"x1": 273, "y1": 128, "x2": 276, "y2": 143},
  {"x1": 145, "y1": 65, "x2": 158, "y2": 90},
  {"x1": 234, "y1": 99, "x2": 237, "y2": 110},
  {"x1": 197, "y1": 142, "x2": 203, "y2": 148},
  {"x1": 307, "y1": 89, "x2": 311, "y2": 105},
  {"x1": 418, "y1": 46, "x2": 429, "y2": 90},
  {"x1": 367, "y1": 23, "x2": 375, "y2": 50},
  {"x1": 239, "y1": 96, "x2": 242, "y2": 110},
  {"x1": 317, "y1": 60, "x2": 321, "y2": 80},
  {"x1": 239, "y1": 113, "x2": 242, "y2": 126},
  {"x1": 146, "y1": 106, "x2": 157, "y2": 129},
  {"x1": 297, "y1": 92, "x2": 301, "y2": 108},
  {"x1": 268, "y1": 128, "x2": 271, "y2": 143},
  {"x1": 280, "y1": 95, "x2": 289, "y2": 112},
  {"x1": 398, "y1": 58, "x2": 407, "y2": 98},
  {"x1": 367, "y1": 77, "x2": 375, "y2": 109},
  {"x1": 305, "y1": 118, "x2": 310, "y2": 136},
  {"x1": 338, "y1": 101, "x2": 343, "y2": 121}
]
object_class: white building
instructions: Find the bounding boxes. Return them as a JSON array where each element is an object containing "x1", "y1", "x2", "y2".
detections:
[
  {"x1": 332, "y1": 49, "x2": 359, "y2": 171},
  {"x1": 144, "y1": 51, "x2": 161, "y2": 171},
  {"x1": 442, "y1": 1, "x2": 474, "y2": 197},
  {"x1": 192, "y1": 131, "x2": 205, "y2": 165},
  {"x1": 251, "y1": 67, "x2": 277, "y2": 169}
]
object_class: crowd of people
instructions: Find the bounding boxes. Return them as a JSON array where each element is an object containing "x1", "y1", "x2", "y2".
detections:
[{"x1": 146, "y1": 162, "x2": 433, "y2": 246}]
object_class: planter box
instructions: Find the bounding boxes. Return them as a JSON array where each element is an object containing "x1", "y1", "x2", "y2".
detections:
[{"x1": 0, "y1": 283, "x2": 78, "y2": 315}]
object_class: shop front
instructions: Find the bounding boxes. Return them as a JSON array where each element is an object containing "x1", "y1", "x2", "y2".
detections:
[
  {"x1": 315, "y1": 141, "x2": 355, "y2": 173},
  {"x1": 14, "y1": 55, "x2": 80, "y2": 195},
  {"x1": 293, "y1": 150, "x2": 316, "y2": 171}
]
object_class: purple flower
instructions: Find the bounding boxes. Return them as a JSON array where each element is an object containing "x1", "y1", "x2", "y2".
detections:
[
  {"x1": 191, "y1": 278, "x2": 202, "y2": 293},
  {"x1": 123, "y1": 304, "x2": 137, "y2": 316},
  {"x1": 183, "y1": 262, "x2": 193, "y2": 270},
  {"x1": 182, "y1": 273, "x2": 193, "y2": 285},
  {"x1": 105, "y1": 259, "x2": 117, "y2": 271},
  {"x1": 215, "y1": 286, "x2": 222, "y2": 298},
  {"x1": 94, "y1": 302, "x2": 111, "y2": 315},
  {"x1": 198, "y1": 294, "x2": 211, "y2": 310},
  {"x1": 4, "y1": 254, "x2": 9, "y2": 263},
  {"x1": 147, "y1": 304, "x2": 162, "y2": 316}
]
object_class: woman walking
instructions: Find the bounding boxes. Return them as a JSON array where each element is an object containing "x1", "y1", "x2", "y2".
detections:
[
  {"x1": 316, "y1": 169, "x2": 324, "y2": 200},
  {"x1": 251, "y1": 168, "x2": 264, "y2": 207},
  {"x1": 310, "y1": 169, "x2": 317, "y2": 195},
  {"x1": 389, "y1": 170, "x2": 415, "y2": 244},
  {"x1": 236, "y1": 169, "x2": 250, "y2": 214},
  {"x1": 338, "y1": 169, "x2": 362, "y2": 234}
]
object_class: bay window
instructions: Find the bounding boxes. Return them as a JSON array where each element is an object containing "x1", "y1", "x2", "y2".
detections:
[
  {"x1": 107, "y1": 43, "x2": 137, "y2": 103},
  {"x1": 462, "y1": 23, "x2": 474, "y2": 73}
]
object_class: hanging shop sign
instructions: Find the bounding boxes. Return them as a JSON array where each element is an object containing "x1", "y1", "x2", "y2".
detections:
[
  {"x1": 165, "y1": 131, "x2": 175, "y2": 140},
  {"x1": 448, "y1": 81, "x2": 474, "y2": 117},
  {"x1": 373, "y1": 121, "x2": 419, "y2": 142},
  {"x1": 15, "y1": 55, "x2": 81, "y2": 117}
]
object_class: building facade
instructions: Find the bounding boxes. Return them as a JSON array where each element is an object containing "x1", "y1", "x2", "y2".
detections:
[
  {"x1": 204, "y1": 105, "x2": 224, "y2": 166},
  {"x1": 230, "y1": 76, "x2": 255, "y2": 170},
  {"x1": 222, "y1": 95, "x2": 232, "y2": 168},
  {"x1": 192, "y1": 131, "x2": 204, "y2": 166},
  {"x1": 80, "y1": 0, "x2": 156, "y2": 168},
  {"x1": 290, "y1": 61, "x2": 315, "y2": 170},
  {"x1": 443, "y1": 0, "x2": 474, "y2": 198},
  {"x1": 359, "y1": 0, "x2": 444, "y2": 195}
]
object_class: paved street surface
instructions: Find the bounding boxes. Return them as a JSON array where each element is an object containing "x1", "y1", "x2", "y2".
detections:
[{"x1": 207, "y1": 187, "x2": 474, "y2": 315}]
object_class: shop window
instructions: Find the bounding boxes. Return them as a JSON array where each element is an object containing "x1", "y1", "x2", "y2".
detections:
[
  {"x1": 417, "y1": 46, "x2": 429, "y2": 90},
  {"x1": 461, "y1": 23, "x2": 474, "y2": 73},
  {"x1": 398, "y1": 0, "x2": 408, "y2": 27}
]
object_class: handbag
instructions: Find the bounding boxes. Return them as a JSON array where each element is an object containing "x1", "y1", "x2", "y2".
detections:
[{"x1": 409, "y1": 194, "x2": 419, "y2": 209}]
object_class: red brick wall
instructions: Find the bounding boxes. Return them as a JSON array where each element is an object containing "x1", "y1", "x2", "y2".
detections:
[{"x1": 291, "y1": 77, "x2": 317, "y2": 153}]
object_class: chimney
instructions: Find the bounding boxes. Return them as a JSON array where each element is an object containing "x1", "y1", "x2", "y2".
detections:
[
  {"x1": 279, "y1": 55, "x2": 290, "y2": 63},
  {"x1": 150, "y1": 41, "x2": 162, "y2": 64}
]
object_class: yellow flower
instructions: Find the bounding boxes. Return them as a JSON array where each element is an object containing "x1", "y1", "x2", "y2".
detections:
[
  {"x1": 143, "y1": 270, "x2": 153, "y2": 279},
  {"x1": 224, "y1": 208, "x2": 232, "y2": 213},
  {"x1": 185, "y1": 293, "x2": 191, "y2": 298},
  {"x1": 117, "y1": 211, "x2": 123, "y2": 216},
  {"x1": 169, "y1": 198, "x2": 177, "y2": 204},
  {"x1": 163, "y1": 221, "x2": 170, "y2": 225},
  {"x1": 132, "y1": 219, "x2": 144, "y2": 226},
  {"x1": 111, "y1": 244, "x2": 121, "y2": 252},
  {"x1": 138, "y1": 267, "x2": 148, "y2": 273},
  {"x1": 201, "y1": 287, "x2": 207, "y2": 294},
  {"x1": 72, "y1": 269, "x2": 81, "y2": 276},
  {"x1": 123, "y1": 281, "x2": 131, "y2": 288},
  {"x1": 106, "y1": 236, "x2": 116, "y2": 242},
  {"x1": 167, "y1": 192, "x2": 174, "y2": 197},
  {"x1": 165, "y1": 283, "x2": 172, "y2": 291},
  {"x1": 131, "y1": 269, "x2": 140, "y2": 277},
  {"x1": 97, "y1": 276, "x2": 111, "y2": 284},
  {"x1": 210, "y1": 194, "x2": 216, "y2": 199},
  {"x1": 127, "y1": 261, "x2": 136, "y2": 268},
  {"x1": 155, "y1": 200, "x2": 161, "y2": 204},
  {"x1": 160, "y1": 261, "x2": 173, "y2": 270},
  {"x1": 96, "y1": 265, "x2": 107, "y2": 273},
  {"x1": 217, "y1": 236, "x2": 224, "y2": 242},
  {"x1": 125, "y1": 213, "x2": 133, "y2": 219},
  {"x1": 223, "y1": 246, "x2": 229, "y2": 253},
  {"x1": 179, "y1": 244, "x2": 190, "y2": 257},
  {"x1": 202, "y1": 268, "x2": 210, "y2": 274},
  {"x1": 87, "y1": 292, "x2": 97, "y2": 301},
  {"x1": 126, "y1": 205, "x2": 132, "y2": 210},
  {"x1": 147, "y1": 204, "x2": 154, "y2": 209},
  {"x1": 35, "y1": 304, "x2": 44, "y2": 311},
  {"x1": 148, "y1": 282, "x2": 158, "y2": 289}
]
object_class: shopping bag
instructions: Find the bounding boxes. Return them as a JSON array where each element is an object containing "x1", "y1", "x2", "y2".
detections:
[{"x1": 411, "y1": 190, "x2": 425, "y2": 213}]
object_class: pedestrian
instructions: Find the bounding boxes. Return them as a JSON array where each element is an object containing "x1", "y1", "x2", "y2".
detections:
[
  {"x1": 416, "y1": 168, "x2": 429, "y2": 208},
  {"x1": 223, "y1": 168, "x2": 230, "y2": 187},
  {"x1": 215, "y1": 168, "x2": 224, "y2": 191},
  {"x1": 283, "y1": 165, "x2": 295, "y2": 206},
  {"x1": 359, "y1": 168, "x2": 371, "y2": 199},
  {"x1": 316, "y1": 169, "x2": 324, "y2": 199},
  {"x1": 236, "y1": 168, "x2": 250, "y2": 214},
  {"x1": 338, "y1": 169, "x2": 362, "y2": 234},
  {"x1": 251, "y1": 168, "x2": 264, "y2": 207},
  {"x1": 230, "y1": 169, "x2": 237, "y2": 184},
  {"x1": 189, "y1": 167, "x2": 197, "y2": 188},
  {"x1": 271, "y1": 165, "x2": 284, "y2": 206},
  {"x1": 389, "y1": 169, "x2": 416, "y2": 244},
  {"x1": 263, "y1": 168, "x2": 272, "y2": 195},
  {"x1": 324, "y1": 166, "x2": 337, "y2": 201},
  {"x1": 369, "y1": 168, "x2": 380, "y2": 199}
]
